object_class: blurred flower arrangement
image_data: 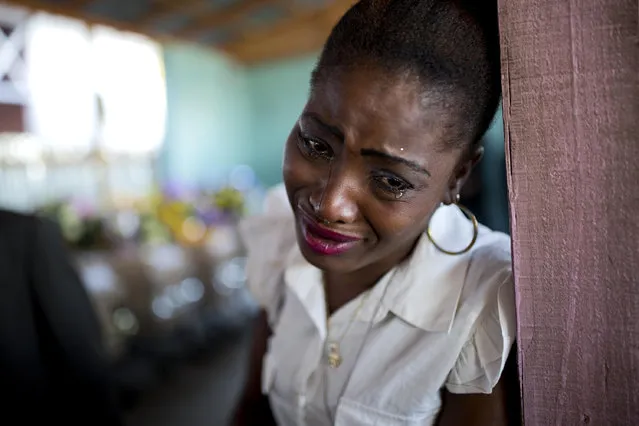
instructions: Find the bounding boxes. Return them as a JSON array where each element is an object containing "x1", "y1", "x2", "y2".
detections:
[
  {"x1": 37, "y1": 185, "x2": 248, "y2": 251},
  {"x1": 38, "y1": 201, "x2": 112, "y2": 250}
]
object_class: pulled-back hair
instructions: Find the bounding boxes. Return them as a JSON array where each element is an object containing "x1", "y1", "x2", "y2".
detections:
[{"x1": 312, "y1": 0, "x2": 501, "y2": 149}]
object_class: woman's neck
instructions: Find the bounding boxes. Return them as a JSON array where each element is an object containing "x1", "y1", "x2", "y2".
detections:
[
  {"x1": 323, "y1": 270, "x2": 380, "y2": 316},
  {"x1": 323, "y1": 239, "x2": 417, "y2": 315}
]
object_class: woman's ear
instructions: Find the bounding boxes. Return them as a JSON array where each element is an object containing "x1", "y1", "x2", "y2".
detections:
[{"x1": 444, "y1": 146, "x2": 484, "y2": 205}]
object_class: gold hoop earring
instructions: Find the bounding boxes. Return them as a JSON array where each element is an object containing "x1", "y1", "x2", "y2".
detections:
[{"x1": 427, "y1": 203, "x2": 478, "y2": 256}]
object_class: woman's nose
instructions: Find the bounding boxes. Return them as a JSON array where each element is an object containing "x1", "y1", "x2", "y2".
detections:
[{"x1": 309, "y1": 168, "x2": 358, "y2": 224}]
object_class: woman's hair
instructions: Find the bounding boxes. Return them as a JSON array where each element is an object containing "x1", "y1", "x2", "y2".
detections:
[{"x1": 311, "y1": 0, "x2": 501, "y2": 149}]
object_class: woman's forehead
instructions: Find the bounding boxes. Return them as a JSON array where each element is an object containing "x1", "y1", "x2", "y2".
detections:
[{"x1": 306, "y1": 68, "x2": 458, "y2": 153}]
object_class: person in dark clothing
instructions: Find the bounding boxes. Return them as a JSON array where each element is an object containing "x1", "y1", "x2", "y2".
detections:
[{"x1": 0, "y1": 209, "x2": 122, "y2": 425}]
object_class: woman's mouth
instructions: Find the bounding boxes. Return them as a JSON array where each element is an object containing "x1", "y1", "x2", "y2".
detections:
[{"x1": 300, "y1": 216, "x2": 362, "y2": 256}]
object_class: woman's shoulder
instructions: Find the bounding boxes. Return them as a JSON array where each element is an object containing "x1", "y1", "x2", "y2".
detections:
[
  {"x1": 423, "y1": 210, "x2": 514, "y2": 394},
  {"x1": 238, "y1": 184, "x2": 298, "y2": 324},
  {"x1": 466, "y1": 221, "x2": 512, "y2": 295},
  {"x1": 470, "y1": 224, "x2": 511, "y2": 277},
  {"x1": 426, "y1": 203, "x2": 512, "y2": 283},
  {"x1": 445, "y1": 227, "x2": 515, "y2": 395}
]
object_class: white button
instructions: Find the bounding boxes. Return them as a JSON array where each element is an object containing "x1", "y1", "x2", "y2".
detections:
[{"x1": 297, "y1": 394, "x2": 306, "y2": 407}]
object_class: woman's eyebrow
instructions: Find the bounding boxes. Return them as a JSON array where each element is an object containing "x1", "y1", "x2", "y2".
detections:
[{"x1": 360, "y1": 148, "x2": 431, "y2": 176}]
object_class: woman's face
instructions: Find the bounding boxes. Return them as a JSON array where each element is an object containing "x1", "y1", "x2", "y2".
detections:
[{"x1": 283, "y1": 67, "x2": 478, "y2": 275}]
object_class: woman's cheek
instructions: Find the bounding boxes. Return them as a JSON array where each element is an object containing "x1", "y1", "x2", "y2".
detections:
[
  {"x1": 282, "y1": 136, "x2": 302, "y2": 185},
  {"x1": 283, "y1": 136, "x2": 321, "y2": 189}
]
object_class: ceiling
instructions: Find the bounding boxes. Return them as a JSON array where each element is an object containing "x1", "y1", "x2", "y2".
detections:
[{"x1": 0, "y1": 0, "x2": 355, "y2": 64}]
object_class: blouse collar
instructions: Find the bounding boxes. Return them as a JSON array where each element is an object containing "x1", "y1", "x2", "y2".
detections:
[{"x1": 283, "y1": 204, "x2": 490, "y2": 334}]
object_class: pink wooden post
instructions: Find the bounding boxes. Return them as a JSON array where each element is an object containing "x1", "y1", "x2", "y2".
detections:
[{"x1": 498, "y1": 0, "x2": 639, "y2": 424}]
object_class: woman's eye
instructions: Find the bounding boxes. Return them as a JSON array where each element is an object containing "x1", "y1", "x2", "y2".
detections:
[
  {"x1": 373, "y1": 175, "x2": 412, "y2": 197},
  {"x1": 298, "y1": 134, "x2": 333, "y2": 160}
]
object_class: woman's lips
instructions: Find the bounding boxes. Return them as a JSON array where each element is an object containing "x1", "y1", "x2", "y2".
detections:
[{"x1": 299, "y1": 215, "x2": 362, "y2": 256}]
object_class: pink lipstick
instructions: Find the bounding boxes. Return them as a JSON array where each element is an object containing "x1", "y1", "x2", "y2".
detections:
[{"x1": 300, "y1": 216, "x2": 362, "y2": 256}]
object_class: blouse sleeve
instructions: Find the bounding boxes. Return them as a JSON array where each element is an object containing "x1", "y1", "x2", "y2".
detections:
[
  {"x1": 238, "y1": 184, "x2": 297, "y2": 327},
  {"x1": 445, "y1": 249, "x2": 516, "y2": 395}
]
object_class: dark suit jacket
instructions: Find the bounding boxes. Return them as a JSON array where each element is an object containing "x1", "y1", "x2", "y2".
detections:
[{"x1": 0, "y1": 210, "x2": 122, "y2": 425}]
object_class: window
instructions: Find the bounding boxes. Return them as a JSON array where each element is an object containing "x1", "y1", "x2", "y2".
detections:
[{"x1": 24, "y1": 12, "x2": 166, "y2": 157}]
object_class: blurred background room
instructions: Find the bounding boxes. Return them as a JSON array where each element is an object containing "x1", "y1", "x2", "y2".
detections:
[{"x1": 0, "y1": 1, "x2": 509, "y2": 424}]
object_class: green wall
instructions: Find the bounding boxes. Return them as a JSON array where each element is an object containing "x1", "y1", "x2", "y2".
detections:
[
  {"x1": 161, "y1": 44, "x2": 317, "y2": 189},
  {"x1": 245, "y1": 53, "x2": 318, "y2": 186},
  {"x1": 161, "y1": 43, "x2": 250, "y2": 189}
]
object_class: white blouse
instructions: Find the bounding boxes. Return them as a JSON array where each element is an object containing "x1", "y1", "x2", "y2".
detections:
[{"x1": 239, "y1": 184, "x2": 516, "y2": 426}]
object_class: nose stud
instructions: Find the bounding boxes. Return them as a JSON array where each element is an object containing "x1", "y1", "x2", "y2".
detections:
[
  {"x1": 310, "y1": 195, "x2": 320, "y2": 211},
  {"x1": 309, "y1": 194, "x2": 332, "y2": 225}
]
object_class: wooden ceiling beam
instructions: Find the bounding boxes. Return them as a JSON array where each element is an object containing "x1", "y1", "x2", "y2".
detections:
[
  {"x1": 0, "y1": 0, "x2": 356, "y2": 65},
  {"x1": 137, "y1": 0, "x2": 203, "y2": 28},
  {"x1": 224, "y1": 25, "x2": 325, "y2": 64},
  {"x1": 221, "y1": 0, "x2": 354, "y2": 64},
  {"x1": 137, "y1": 3, "x2": 179, "y2": 27},
  {"x1": 66, "y1": 0, "x2": 93, "y2": 7},
  {"x1": 227, "y1": 0, "x2": 352, "y2": 46},
  {"x1": 176, "y1": 0, "x2": 281, "y2": 38},
  {"x1": 0, "y1": 0, "x2": 168, "y2": 41}
]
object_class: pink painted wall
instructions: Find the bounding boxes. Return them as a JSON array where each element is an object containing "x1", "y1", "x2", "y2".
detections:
[{"x1": 499, "y1": 0, "x2": 639, "y2": 423}]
